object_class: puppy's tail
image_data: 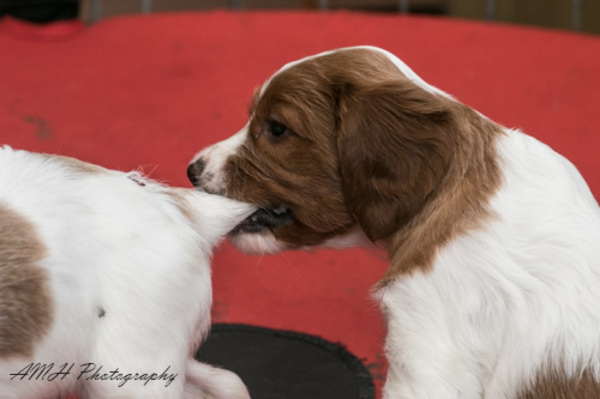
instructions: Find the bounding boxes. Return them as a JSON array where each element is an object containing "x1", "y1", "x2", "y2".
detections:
[{"x1": 176, "y1": 189, "x2": 256, "y2": 246}]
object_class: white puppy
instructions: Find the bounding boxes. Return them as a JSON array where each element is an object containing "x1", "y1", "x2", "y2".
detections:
[{"x1": 0, "y1": 146, "x2": 254, "y2": 399}]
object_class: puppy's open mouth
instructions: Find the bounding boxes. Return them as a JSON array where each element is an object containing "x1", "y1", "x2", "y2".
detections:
[{"x1": 231, "y1": 206, "x2": 294, "y2": 234}]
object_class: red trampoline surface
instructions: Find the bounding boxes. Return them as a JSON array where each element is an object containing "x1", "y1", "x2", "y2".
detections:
[{"x1": 1, "y1": 10, "x2": 599, "y2": 398}]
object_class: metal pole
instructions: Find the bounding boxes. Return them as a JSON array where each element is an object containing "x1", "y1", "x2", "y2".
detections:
[
  {"x1": 399, "y1": 0, "x2": 409, "y2": 13},
  {"x1": 141, "y1": 0, "x2": 152, "y2": 14},
  {"x1": 231, "y1": 0, "x2": 243, "y2": 9},
  {"x1": 91, "y1": 0, "x2": 102, "y2": 22},
  {"x1": 485, "y1": 0, "x2": 496, "y2": 20},
  {"x1": 571, "y1": 0, "x2": 582, "y2": 31},
  {"x1": 319, "y1": 0, "x2": 328, "y2": 10}
]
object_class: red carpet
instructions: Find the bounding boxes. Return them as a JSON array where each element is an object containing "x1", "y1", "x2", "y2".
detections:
[{"x1": 1, "y1": 11, "x2": 599, "y2": 398}]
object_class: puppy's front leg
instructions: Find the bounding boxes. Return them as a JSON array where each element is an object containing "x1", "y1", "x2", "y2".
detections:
[
  {"x1": 184, "y1": 359, "x2": 250, "y2": 399},
  {"x1": 378, "y1": 278, "x2": 484, "y2": 399}
]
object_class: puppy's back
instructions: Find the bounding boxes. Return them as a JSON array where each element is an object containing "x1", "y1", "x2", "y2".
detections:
[{"x1": 0, "y1": 147, "x2": 252, "y2": 398}]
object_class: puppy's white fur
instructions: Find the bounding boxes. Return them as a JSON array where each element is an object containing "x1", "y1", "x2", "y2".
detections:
[{"x1": 0, "y1": 146, "x2": 253, "y2": 399}]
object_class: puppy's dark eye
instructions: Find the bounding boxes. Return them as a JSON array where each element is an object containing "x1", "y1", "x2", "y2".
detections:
[{"x1": 267, "y1": 121, "x2": 288, "y2": 137}]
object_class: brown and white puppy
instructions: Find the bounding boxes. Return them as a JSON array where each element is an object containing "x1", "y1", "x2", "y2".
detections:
[
  {"x1": 0, "y1": 146, "x2": 254, "y2": 399},
  {"x1": 188, "y1": 46, "x2": 600, "y2": 398}
]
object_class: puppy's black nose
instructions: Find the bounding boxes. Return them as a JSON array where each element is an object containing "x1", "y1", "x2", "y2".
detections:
[{"x1": 187, "y1": 159, "x2": 205, "y2": 187}]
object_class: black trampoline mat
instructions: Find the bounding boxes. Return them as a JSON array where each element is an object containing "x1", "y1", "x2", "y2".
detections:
[{"x1": 195, "y1": 324, "x2": 375, "y2": 399}]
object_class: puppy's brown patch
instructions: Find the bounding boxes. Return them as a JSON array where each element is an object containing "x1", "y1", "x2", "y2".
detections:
[
  {"x1": 518, "y1": 369, "x2": 600, "y2": 399},
  {"x1": 0, "y1": 202, "x2": 52, "y2": 358},
  {"x1": 51, "y1": 154, "x2": 106, "y2": 174},
  {"x1": 165, "y1": 188, "x2": 199, "y2": 226},
  {"x1": 378, "y1": 97, "x2": 503, "y2": 282}
]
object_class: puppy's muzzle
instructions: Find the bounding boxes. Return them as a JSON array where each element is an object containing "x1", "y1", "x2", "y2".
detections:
[{"x1": 187, "y1": 159, "x2": 294, "y2": 234}]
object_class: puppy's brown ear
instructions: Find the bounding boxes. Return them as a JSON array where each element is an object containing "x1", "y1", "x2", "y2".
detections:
[{"x1": 336, "y1": 81, "x2": 453, "y2": 242}]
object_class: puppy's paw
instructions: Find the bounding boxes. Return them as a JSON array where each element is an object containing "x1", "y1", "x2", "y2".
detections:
[{"x1": 185, "y1": 360, "x2": 250, "y2": 399}]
